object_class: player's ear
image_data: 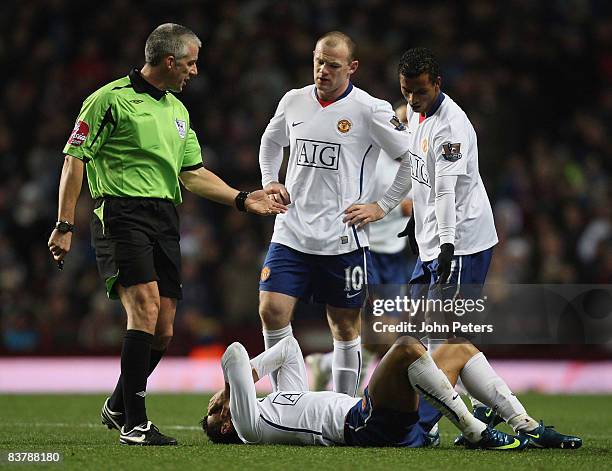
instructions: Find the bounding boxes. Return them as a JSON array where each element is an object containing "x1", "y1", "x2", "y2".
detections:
[
  {"x1": 434, "y1": 75, "x2": 442, "y2": 90},
  {"x1": 348, "y1": 59, "x2": 359, "y2": 76},
  {"x1": 164, "y1": 55, "x2": 174, "y2": 71}
]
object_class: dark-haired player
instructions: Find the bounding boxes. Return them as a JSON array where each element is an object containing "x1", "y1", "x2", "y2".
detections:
[
  {"x1": 201, "y1": 337, "x2": 581, "y2": 450},
  {"x1": 344, "y1": 47, "x2": 501, "y2": 437}
]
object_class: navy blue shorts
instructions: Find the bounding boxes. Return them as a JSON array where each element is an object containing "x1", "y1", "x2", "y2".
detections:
[
  {"x1": 409, "y1": 248, "x2": 493, "y2": 301},
  {"x1": 343, "y1": 387, "x2": 442, "y2": 447},
  {"x1": 259, "y1": 243, "x2": 372, "y2": 309},
  {"x1": 369, "y1": 250, "x2": 413, "y2": 285}
]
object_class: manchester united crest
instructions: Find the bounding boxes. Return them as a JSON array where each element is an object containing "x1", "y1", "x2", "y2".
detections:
[
  {"x1": 337, "y1": 119, "x2": 352, "y2": 134},
  {"x1": 260, "y1": 266, "x2": 271, "y2": 282}
]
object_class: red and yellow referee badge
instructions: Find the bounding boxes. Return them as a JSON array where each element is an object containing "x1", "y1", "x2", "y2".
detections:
[
  {"x1": 421, "y1": 137, "x2": 429, "y2": 153},
  {"x1": 337, "y1": 119, "x2": 352, "y2": 134},
  {"x1": 260, "y1": 266, "x2": 271, "y2": 282}
]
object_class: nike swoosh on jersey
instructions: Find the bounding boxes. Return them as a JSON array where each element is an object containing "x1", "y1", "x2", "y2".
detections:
[
  {"x1": 292, "y1": 121, "x2": 304, "y2": 127},
  {"x1": 346, "y1": 291, "x2": 362, "y2": 299},
  {"x1": 451, "y1": 394, "x2": 459, "y2": 400}
]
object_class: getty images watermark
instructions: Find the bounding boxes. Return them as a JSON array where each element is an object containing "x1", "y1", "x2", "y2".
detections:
[
  {"x1": 362, "y1": 284, "x2": 612, "y2": 345},
  {"x1": 371, "y1": 295, "x2": 492, "y2": 335}
]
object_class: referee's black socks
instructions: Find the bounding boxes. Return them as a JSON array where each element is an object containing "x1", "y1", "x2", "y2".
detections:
[
  {"x1": 121, "y1": 329, "x2": 153, "y2": 431},
  {"x1": 109, "y1": 347, "x2": 166, "y2": 414}
]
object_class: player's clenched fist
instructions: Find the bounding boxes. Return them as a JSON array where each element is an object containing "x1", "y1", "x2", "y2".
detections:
[{"x1": 48, "y1": 229, "x2": 72, "y2": 261}]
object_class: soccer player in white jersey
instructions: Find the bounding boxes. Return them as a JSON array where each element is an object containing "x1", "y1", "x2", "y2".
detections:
[
  {"x1": 201, "y1": 337, "x2": 581, "y2": 449},
  {"x1": 345, "y1": 47, "x2": 497, "y2": 311},
  {"x1": 343, "y1": 47, "x2": 517, "y2": 439},
  {"x1": 258, "y1": 32, "x2": 411, "y2": 396},
  {"x1": 306, "y1": 104, "x2": 414, "y2": 391}
]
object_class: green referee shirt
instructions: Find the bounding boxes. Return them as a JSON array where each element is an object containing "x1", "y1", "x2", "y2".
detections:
[{"x1": 63, "y1": 69, "x2": 203, "y2": 205}]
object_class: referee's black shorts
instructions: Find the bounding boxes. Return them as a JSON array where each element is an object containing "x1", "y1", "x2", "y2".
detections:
[{"x1": 91, "y1": 197, "x2": 182, "y2": 300}]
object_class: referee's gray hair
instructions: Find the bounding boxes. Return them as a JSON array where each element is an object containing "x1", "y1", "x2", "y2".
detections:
[{"x1": 145, "y1": 23, "x2": 201, "y2": 66}]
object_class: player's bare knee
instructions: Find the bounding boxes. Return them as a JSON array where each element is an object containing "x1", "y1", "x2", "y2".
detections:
[
  {"x1": 259, "y1": 300, "x2": 290, "y2": 329},
  {"x1": 446, "y1": 337, "x2": 479, "y2": 360},
  {"x1": 392, "y1": 336, "x2": 425, "y2": 363}
]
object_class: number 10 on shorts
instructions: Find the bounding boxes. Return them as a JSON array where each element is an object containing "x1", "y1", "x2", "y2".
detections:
[{"x1": 344, "y1": 266, "x2": 364, "y2": 291}]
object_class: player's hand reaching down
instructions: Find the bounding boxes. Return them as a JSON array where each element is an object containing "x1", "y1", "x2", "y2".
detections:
[
  {"x1": 245, "y1": 190, "x2": 288, "y2": 215},
  {"x1": 264, "y1": 182, "x2": 291, "y2": 205},
  {"x1": 343, "y1": 203, "x2": 385, "y2": 229}
]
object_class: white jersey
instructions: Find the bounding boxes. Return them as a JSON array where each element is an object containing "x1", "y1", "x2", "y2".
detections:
[
  {"x1": 368, "y1": 151, "x2": 410, "y2": 254},
  {"x1": 222, "y1": 341, "x2": 359, "y2": 446},
  {"x1": 406, "y1": 93, "x2": 498, "y2": 261},
  {"x1": 260, "y1": 83, "x2": 409, "y2": 255}
]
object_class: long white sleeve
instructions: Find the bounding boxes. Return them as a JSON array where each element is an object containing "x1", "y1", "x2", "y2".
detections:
[
  {"x1": 221, "y1": 342, "x2": 261, "y2": 444},
  {"x1": 259, "y1": 137, "x2": 284, "y2": 187},
  {"x1": 377, "y1": 151, "x2": 412, "y2": 214},
  {"x1": 434, "y1": 174, "x2": 457, "y2": 245},
  {"x1": 250, "y1": 337, "x2": 309, "y2": 392},
  {"x1": 259, "y1": 94, "x2": 290, "y2": 187}
]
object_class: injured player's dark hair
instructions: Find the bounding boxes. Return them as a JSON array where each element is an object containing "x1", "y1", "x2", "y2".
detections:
[{"x1": 200, "y1": 414, "x2": 242, "y2": 444}]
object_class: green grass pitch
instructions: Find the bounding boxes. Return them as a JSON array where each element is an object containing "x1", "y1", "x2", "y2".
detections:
[{"x1": 0, "y1": 393, "x2": 610, "y2": 470}]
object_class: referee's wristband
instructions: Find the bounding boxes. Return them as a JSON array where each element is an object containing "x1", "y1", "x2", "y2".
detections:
[{"x1": 235, "y1": 191, "x2": 250, "y2": 212}]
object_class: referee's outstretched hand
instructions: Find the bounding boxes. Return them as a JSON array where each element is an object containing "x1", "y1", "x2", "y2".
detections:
[{"x1": 245, "y1": 189, "x2": 288, "y2": 216}]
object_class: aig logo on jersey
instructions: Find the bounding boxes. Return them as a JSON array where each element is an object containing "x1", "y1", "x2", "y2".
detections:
[
  {"x1": 442, "y1": 142, "x2": 462, "y2": 161},
  {"x1": 175, "y1": 119, "x2": 186, "y2": 139},
  {"x1": 295, "y1": 139, "x2": 340, "y2": 170}
]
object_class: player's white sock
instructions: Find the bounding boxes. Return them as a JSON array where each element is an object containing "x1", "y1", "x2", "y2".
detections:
[
  {"x1": 460, "y1": 352, "x2": 539, "y2": 432},
  {"x1": 332, "y1": 337, "x2": 362, "y2": 396},
  {"x1": 263, "y1": 324, "x2": 293, "y2": 391},
  {"x1": 407, "y1": 352, "x2": 486, "y2": 443}
]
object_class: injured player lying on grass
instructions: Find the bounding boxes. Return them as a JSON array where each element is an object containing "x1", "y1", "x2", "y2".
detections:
[{"x1": 201, "y1": 336, "x2": 581, "y2": 450}]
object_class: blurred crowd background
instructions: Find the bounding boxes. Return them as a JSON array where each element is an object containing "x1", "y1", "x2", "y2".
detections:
[{"x1": 1, "y1": 0, "x2": 610, "y2": 357}]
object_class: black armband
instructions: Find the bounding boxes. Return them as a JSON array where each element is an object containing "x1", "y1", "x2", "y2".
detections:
[{"x1": 235, "y1": 191, "x2": 249, "y2": 212}]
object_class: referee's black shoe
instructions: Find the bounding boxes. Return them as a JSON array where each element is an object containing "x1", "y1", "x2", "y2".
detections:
[
  {"x1": 101, "y1": 397, "x2": 124, "y2": 431},
  {"x1": 119, "y1": 421, "x2": 178, "y2": 446}
]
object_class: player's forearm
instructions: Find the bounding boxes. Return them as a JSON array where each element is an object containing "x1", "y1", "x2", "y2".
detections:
[
  {"x1": 222, "y1": 342, "x2": 262, "y2": 443},
  {"x1": 180, "y1": 167, "x2": 239, "y2": 205},
  {"x1": 377, "y1": 151, "x2": 412, "y2": 214},
  {"x1": 57, "y1": 155, "x2": 84, "y2": 223},
  {"x1": 435, "y1": 174, "x2": 458, "y2": 245},
  {"x1": 259, "y1": 136, "x2": 284, "y2": 187}
]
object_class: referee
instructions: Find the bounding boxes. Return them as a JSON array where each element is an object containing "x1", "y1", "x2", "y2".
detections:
[{"x1": 48, "y1": 23, "x2": 286, "y2": 446}]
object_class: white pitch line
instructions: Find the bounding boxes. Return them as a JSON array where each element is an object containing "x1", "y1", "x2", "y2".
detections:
[{"x1": 3, "y1": 422, "x2": 201, "y2": 431}]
